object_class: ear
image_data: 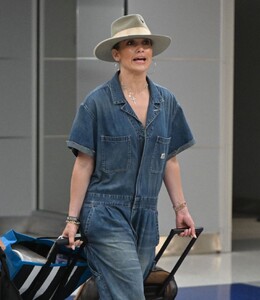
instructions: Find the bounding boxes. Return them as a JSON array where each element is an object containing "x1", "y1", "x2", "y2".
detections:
[{"x1": 112, "y1": 49, "x2": 120, "y2": 62}]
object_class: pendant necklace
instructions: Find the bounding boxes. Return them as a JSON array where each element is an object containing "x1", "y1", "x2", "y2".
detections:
[{"x1": 121, "y1": 83, "x2": 148, "y2": 104}]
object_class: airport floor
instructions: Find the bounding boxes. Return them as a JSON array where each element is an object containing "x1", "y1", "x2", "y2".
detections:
[{"x1": 158, "y1": 249, "x2": 260, "y2": 299}]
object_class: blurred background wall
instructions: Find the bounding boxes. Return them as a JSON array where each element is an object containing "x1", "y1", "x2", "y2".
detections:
[{"x1": 1, "y1": 0, "x2": 259, "y2": 253}]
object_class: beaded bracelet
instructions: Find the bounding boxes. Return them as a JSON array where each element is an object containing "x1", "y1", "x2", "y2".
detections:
[
  {"x1": 66, "y1": 220, "x2": 80, "y2": 226},
  {"x1": 66, "y1": 216, "x2": 80, "y2": 226},
  {"x1": 173, "y1": 202, "x2": 187, "y2": 212}
]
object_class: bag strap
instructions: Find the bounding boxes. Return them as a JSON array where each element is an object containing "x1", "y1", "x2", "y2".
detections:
[
  {"x1": 20, "y1": 241, "x2": 61, "y2": 299},
  {"x1": 50, "y1": 242, "x2": 86, "y2": 300},
  {"x1": 156, "y1": 227, "x2": 203, "y2": 296},
  {"x1": 22, "y1": 238, "x2": 85, "y2": 299},
  {"x1": 30, "y1": 237, "x2": 86, "y2": 300},
  {"x1": 36, "y1": 233, "x2": 83, "y2": 243}
]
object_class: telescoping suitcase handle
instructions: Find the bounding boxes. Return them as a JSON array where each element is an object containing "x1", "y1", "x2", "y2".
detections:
[{"x1": 155, "y1": 227, "x2": 203, "y2": 297}]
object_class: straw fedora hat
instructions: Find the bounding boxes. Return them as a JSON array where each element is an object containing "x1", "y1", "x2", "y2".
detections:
[{"x1": 94, "y1": 14, "x2": 172, "y2": 62}]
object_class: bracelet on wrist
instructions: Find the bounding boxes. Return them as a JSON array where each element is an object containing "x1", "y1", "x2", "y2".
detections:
[
  {"x1": 66, "y1": 220, "x2": 80, "y2": 226},
  {"x1": 66, "y1": 216, "x2": 80, "y2": 226},
  {"x1": 173, "y1": 202, "x2": 187, "y2": 212}
]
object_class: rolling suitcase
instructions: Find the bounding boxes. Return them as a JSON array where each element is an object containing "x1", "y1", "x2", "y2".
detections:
[{"x1": 75, "y1": 227, "x2": 203, "y2": 300}]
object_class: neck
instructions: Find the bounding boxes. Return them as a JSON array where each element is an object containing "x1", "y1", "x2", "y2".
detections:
[{"x1": 118, "y1": 72, "x2": 147, "y2": 91}]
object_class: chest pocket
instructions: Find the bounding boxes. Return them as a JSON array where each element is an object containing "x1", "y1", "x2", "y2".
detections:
[
  {"x1": 150, "y1": 136, "x2": 171, "y2": 174},
  {"x1": 101, "y1": 135, "x2": 131, "y2": 173}
]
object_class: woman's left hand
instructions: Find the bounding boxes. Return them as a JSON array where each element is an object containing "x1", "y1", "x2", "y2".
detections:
[{"x1": 175, "y1": 207, "x2": 196, "y2": 238}]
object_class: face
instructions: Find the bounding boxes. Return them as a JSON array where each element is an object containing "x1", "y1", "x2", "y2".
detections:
[{"x1": 112, "y1": 38, "x2": 153, "y2": 74}]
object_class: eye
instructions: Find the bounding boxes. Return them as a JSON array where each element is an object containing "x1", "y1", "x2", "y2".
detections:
[
  {"x1": 143, "y1": 39, "x2": 152, "y2": 46},
  {"x1": 126, "y1": 39, "x2": 135, "y2": 46}
]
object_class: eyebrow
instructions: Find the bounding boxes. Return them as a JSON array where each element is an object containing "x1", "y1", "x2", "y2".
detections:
[{"x1": 124, "y1": 38, "x2": 153, "y2": 44}]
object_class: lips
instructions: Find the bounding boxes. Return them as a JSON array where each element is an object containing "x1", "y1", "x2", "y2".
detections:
[{"x1": 133, "y1": 57, "x2": 146, "y2": 61}]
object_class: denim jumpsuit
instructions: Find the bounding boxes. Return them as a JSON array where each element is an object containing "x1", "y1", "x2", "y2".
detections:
[{"x1": 67, "y1": 72, "x2": 195, "y2": 300}]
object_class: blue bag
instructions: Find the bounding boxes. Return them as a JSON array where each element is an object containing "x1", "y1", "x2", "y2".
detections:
[{"x1": 0, "y1": 230, "x2": 92, "y2": 300}]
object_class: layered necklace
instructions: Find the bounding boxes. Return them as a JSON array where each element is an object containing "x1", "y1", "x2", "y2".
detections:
[{"x1": 121, "y1": 82, "x2": 148, "y2": 104}]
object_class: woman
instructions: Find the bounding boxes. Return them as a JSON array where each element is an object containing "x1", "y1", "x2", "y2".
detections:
[{"x1": 62, "y1": 14, "x2": 196, "y2": 300}]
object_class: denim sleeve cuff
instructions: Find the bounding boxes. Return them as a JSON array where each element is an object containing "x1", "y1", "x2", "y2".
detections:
[
  {"x1": 167, "y1": 138, "x2": 196, "y2": 159},
  {"x1": 66, "y1": 140, "x2": 95, "y2": 157}
]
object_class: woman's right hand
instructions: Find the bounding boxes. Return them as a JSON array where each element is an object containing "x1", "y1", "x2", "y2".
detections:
[{"x1": 62, "y1": 222, "x2": 80, "y2": 250}]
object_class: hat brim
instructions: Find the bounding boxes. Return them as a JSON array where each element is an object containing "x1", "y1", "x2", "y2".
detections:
[{"x1": 94, "y1": 34, "x2": 172, "y2": 62}]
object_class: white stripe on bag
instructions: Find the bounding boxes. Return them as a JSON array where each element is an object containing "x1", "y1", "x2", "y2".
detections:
[
  {"x1": 66, "y1": 266, "x2": 77, "y2": 283},
  {"x1": 19, "y1": 265, "x2": 42, "y2": 293},
  {"x1": 34, "y1": 267, "x2": 60, "y2": 298}
]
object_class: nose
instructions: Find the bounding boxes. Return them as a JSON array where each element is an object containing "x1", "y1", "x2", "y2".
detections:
[{"x1": 136, "y1": 44, "x2": 144, "y2": 52}]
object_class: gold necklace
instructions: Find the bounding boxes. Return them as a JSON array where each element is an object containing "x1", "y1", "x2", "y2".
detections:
[{"x1": 121, "y1": 83, "x2": 148, "y2": 104}]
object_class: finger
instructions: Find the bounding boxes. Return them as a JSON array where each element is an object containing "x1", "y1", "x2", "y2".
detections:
[
  {"x1": 69, "y1": 235, "x2": 75, "y2": 250},
  {"x1": 180, "y1": 229, "x2": 189, "y2": 237},
  {"x1": 191, "y1": 227, "x2": 197, "y2": 239},
  {"x1": 74, "y1": 240, "x2": 83, "y2": 248}
]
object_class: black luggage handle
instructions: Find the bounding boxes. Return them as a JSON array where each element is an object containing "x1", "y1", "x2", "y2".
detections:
[{"x1": 156, "y1": 227, "x2": 203, "y2": 297}]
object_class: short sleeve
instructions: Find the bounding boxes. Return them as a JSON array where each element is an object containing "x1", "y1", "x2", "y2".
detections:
[
  {"x1": 66, "y1": 103, "x2": 96, "y2": 157},
  {"x1": 168, "y1": 103, "x2": 195, "y2": 158}
]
